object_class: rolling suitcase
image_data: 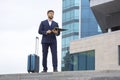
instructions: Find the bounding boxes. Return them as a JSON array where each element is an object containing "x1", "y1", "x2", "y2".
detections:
[{"x1": 27, "y1": 37, "x2": 39, "y2": 73}]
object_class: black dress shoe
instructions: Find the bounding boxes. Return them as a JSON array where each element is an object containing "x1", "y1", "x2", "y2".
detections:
[
  {"x1": 53, "y1": 69, "x2": 58, "y2": 72},
  {"x1": 41, "y1": 70, "x2": 47, "y2": 73}
]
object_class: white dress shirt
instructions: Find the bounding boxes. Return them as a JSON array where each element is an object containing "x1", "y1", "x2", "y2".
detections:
[{"x1": 48, "y1": 20, "x2": 52, "y2": 26}]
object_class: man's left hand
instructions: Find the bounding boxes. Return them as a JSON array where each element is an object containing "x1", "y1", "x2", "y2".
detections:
[{"x1": 52, "y1": 30, "x2": 58, "y2": 34}]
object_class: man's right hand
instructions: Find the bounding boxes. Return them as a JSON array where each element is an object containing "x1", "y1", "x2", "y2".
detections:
[{"x1": 46, "y1": 30, "x2": 52, "y2": 34}]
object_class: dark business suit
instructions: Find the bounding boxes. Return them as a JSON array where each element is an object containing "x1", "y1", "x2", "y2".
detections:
[{"x1": 38, "y1": 20, "x2": 60, "y2": 71}]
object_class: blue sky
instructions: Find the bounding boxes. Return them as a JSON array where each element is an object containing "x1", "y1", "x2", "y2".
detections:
[{"x1": 0, "y1": 0, "x2": 62, "y2": 74}]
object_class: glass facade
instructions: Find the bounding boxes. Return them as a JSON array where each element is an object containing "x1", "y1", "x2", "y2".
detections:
[
  {"x1": 62, "y1": 0, "x2": 101, "y2": 71},
  {"x1": 80, "y1": 0, "x2": 101, "y2": 38},
  {"x1": 72, "y1": 50, "x2": 95, "y2": 70},
  {"x1": 62, "y1": 0, "x2": 79, "y2": 71}
]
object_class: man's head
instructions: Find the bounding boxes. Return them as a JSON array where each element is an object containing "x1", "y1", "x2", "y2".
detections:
[{"x1": 47, "y1": 10, "x2": 54, "y2": 20}]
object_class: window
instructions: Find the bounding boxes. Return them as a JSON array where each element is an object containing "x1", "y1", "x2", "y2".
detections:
[
  {"x1": 75, "y1": 0, "x2": 79, "y2": 6},
  {"x1": 73, "y1": 54, "x2": 79, "y2": 70},
  {"x1": 63, "y1": 9, "x2": 79, "y2": 23},
  {"x1": 72, "y1": 50, "x2": 95, "y2": 70},
  {"x1": 118, "y1": 46, "x2": 120, "y2": 65}
]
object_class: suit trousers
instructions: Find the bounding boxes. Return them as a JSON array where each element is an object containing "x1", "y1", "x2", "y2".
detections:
[{"x1": 42, "y1": 42, "x2": 58, "y2": 71}]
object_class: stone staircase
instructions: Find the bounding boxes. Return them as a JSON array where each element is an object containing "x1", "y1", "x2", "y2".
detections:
[{"x1": 0, "y1": 70, "x2": 120, "y2": 80}]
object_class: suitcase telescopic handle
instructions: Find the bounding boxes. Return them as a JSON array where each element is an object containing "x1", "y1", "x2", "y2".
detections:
[{"x1": 35, "y1": 37, "x2": 39, "y2": 55}]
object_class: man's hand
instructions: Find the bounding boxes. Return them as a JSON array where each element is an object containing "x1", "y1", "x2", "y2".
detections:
[
  {"x1": 52, "y1": 30, "x2": 58, "y2": 34},
  {"x1": 46, "y1": 30, "x2": 52, "y2": 34}
]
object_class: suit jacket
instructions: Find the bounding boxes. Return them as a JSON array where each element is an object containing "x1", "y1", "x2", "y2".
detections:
[{"x1": 38, "y1": 20, "x2": 60, "y2": 43}]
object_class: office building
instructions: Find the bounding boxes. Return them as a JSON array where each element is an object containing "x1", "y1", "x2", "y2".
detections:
[
  {"x1": 70, "y1": 0, "x2": 120, "y2": 71},
  {"x1": 62, "y1": 0, "x2": 101, "y2": 71}
]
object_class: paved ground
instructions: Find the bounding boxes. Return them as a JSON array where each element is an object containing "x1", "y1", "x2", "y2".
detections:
[{"x1": 0, "y1": 70, "x2": 120, "y2": 80}]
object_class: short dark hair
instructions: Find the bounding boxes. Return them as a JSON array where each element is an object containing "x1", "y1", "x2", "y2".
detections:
[{"x1": 47, "y1": 10, "x2": 54, "y2": 14}]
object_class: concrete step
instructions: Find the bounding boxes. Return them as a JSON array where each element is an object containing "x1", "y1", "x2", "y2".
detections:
[{"x1": 0, "y1": 70, "x2": 120, "y2": 80}]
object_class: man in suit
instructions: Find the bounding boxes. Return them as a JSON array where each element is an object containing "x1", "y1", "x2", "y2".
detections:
[{"x1": 38, "y1": 10, "x2": 60, "y2": 72}]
